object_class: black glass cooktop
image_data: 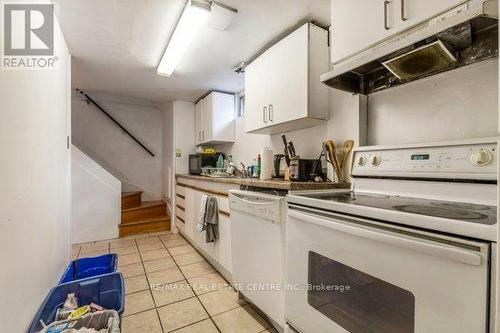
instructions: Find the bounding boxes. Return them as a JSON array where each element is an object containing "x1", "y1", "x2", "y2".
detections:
[{"x1": 300, "y1": 192, "x2": 497, "y2": 225}]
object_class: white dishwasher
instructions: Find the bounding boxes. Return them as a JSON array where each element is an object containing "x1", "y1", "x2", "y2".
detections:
[{"x1": 229, "y1": 189, "x2": 286, "y2": 328}]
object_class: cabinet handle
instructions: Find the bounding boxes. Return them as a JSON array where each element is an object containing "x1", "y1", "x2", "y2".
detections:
[
  {"x1": 202, "y1": 130, "x2": 205, "y2": 141},
  {"x1": 199, "y1": 131, "x2": 201, "y2": 142},
  {"x1": 269, "y1": 104, "x2": 273, "y2": 122},
  {"x1": 384, "y1": 0, "x2": 391, "y2": 30},
  {"x1": 401, "y1": 0, "x2": 407, "y2": 21},
  {"x1": 263, "y1": 106, "x2": 268, "y2": 124}
]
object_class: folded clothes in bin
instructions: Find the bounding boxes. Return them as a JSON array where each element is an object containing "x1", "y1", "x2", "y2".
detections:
[
  {"x1": 29, "y1": 273, "x2": 124, "y2": 333},
  {"x1": 41, "y1": 310, "x2": 120, "y2": 333},
  {"x1": 59, "y1": 254, "x2": 118, "y2": 284}
]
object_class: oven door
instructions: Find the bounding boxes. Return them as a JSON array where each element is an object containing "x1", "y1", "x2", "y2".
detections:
[{"x1": 285, "y1": 205, "x2": 490, "y2": 333}]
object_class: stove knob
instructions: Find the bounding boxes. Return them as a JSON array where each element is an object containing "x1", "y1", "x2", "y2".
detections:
[
  {"x1": 370, "y1": 155, "x2": 381, "y2": 166},
  {"x1": 470, "y1": 150, "x2": 493, "y2": 167},
  {"x1": 357, "y1": 156, "x2": 367, "y2": 166}
]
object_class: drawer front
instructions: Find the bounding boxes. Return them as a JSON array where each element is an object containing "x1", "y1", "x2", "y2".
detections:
[
  {"x1": 176, "y1": 195, "x2": 185, "y2": 208},
  {"x1": 175, "y1": 205, "x2": 186, "y2": 220},
  {"x1": 176, "y1": 184, "x2": 185, "y2": 196},
  {"x1": 218, "y1": 195, "x2": 229, "y2": 212}
]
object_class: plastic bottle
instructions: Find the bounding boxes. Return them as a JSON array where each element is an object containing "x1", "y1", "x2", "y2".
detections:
[
  {"x1": 251, "y1": 159, "x2": 257, "y2": 178},
  {"x1": 217, "y1": 154, "x2": 224, "y2": 169},
  {"x1": 256, "y1": 154, "x2": 261, "y2": 178}
]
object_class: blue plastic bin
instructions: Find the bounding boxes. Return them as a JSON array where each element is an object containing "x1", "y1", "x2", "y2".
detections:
[
  {"x1": 28, "y1": 272, "x2": 125, "y2": 333},
  {"x1": 59, "y1": 254, "x2": 118, "y2": 284}
]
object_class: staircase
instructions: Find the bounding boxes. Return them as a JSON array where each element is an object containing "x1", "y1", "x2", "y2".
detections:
[{"x1": 119, "y1": 191, "x2": 171, "y2": 237}]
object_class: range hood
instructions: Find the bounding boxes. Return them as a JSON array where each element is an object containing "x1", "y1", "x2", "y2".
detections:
[{"x1": 321, "y1": 0, "x2": 498, "y2": 95}]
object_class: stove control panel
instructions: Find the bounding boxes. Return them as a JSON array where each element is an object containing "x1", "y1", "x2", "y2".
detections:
[{"x1": 352, "y1": 139, "x2": 498, "y2": 181}]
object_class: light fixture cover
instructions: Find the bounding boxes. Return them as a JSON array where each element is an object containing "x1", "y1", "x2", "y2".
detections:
[
  {"x1": 157, "y1": 0, "x2": 211, "y2": 77},
  {"x1": 207, "y1": 2, "x2": 237, "y2": 31}
]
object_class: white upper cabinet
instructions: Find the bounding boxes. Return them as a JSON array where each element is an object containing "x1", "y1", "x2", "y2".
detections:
[
  {"x1": 195, "y1": 91, "x2": 235, "y2": 145},
  {"x1": 331, "y1": 0, "x2": 395, "y2": 64},
  {"x1": 331, "y1": 0, "x2": 469, "y2": 64},
  {"x1": 245, "y1": 54, "x2": 269, "y2": 133},
  {"x1": 394, "y1": 0, "x2": 469, "y2": 32},
  {"x1": 195, "y1": 101, "x2": 203, "y2": 145},
  {"x1": 245, "y1": 23, "x2": 330, "y2": 134},
  {"x1": 267, "y1": 26, "x2": 308, "y2": 125}
]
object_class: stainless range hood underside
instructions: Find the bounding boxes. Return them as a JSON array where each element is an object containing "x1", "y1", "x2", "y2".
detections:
[{"x1": 324, "y1": 16, "x2": 498, "y2": 95}]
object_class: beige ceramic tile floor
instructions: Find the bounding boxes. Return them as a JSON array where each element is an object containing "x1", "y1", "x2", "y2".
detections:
[{"x1": 72, "y1": 232, "x2": 277, "y2": 333}]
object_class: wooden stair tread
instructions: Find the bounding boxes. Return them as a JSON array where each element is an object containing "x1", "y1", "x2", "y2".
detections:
[
  {"x1": 119, "y1": 215, "x2": 170, "y2": 227},
  {"x1": 119, "y1": 216, "x2": 171, "y2": 237},
  {"x1": 122, "y1": 200, "x2": 165, "y2": 213},
  {"x1": 121, "y1": 191, "x2": 143, "y2": 199}
]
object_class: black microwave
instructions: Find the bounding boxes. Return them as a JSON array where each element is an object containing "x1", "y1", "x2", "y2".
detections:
[{"x1": 189, "y1": 153, "x2": 224, "y2": 175}]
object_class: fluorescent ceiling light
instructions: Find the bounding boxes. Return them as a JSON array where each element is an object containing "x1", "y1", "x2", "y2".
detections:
[{"x1": 157, "y1": 0, "x2": 211, "y2": 77}]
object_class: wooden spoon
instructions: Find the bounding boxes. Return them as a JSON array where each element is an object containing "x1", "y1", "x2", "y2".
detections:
[
  {"x1": 325, "y1": 140, "x2": 342, "y2": 181},
  {"x1": 341, "y1": 140, "x2": 354, "y2": 171}
]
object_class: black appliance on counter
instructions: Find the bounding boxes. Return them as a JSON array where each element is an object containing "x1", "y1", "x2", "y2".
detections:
[
  {"x1": 289, "y1": 158, "x2": 323, "y2": 182},
  {"x1": 273, "y1": 154, "x2": 286, "y2": 178},
  {"x1": 189, "y1": 153, "x2": 224, "y2": 175}
]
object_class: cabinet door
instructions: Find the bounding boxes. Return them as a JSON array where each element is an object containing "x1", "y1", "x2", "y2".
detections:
[
  {"x1": 267, "y1": 24, "x2": 309, "y2": 125},
  {"x1": 191, "y1": 191, "x2": 218, "y2": 261},
  {"x1": 394, "y1": 0, "x2": 468, "y2": 32},
  {"x1": 211, "y1": 92, "x2": 235, "y2": 143},
  {"x1": 195, "y1": 102, "x2": 203, "y2": 145},
  {"x1": 331, "y1": 0, "x2": 396, "y2": 64},
  {"x1": 203, "y1": 94, "x2": 213, "y2": 143},
  {"x1": 244, "y1": 53, "x2": 269, "y2": 132},
  {"x1": 218, "y1": 214, "x2": 232, "y2": 273}
]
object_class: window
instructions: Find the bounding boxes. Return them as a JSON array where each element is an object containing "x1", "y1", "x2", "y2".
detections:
[{"x1": 237, "y1": 92, "x2": 245, "y2": 117}]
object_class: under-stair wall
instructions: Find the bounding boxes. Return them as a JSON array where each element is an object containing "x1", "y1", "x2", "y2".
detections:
[
  {"x1": 71, "y1": 146, "x2": 121, "y2": 244},
  {"x1": 72, "y1": 91, "x2": 163, "y2": 201}
]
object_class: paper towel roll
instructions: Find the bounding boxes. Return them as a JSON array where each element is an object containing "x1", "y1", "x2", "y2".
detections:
[{"x1": 260, "y1": 147, "x2": 273, "y2": 180}]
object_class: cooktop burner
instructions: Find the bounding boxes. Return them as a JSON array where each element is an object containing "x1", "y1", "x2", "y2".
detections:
[
  {"x1": 394, "y1": 205, "x2": 489, "y2": 220},
  {"x1": 300, "y1": 192, "x2": 497, "y2": 225}
]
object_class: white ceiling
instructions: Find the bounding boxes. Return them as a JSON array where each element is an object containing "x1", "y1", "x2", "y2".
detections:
[{"x1": 57, "y1": 0, "x2": 330, "y2": 103}]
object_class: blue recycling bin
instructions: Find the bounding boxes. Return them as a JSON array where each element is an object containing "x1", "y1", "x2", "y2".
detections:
[
  {"x1": 59, "y1": 254, "x2": 118, "y2": 284},
  {"x1": 28, "y1": 272, "x2": 125, "y2": 333}
]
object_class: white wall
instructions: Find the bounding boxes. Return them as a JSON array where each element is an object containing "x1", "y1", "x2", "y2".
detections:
[
  {"x1": 367, "y1": 59, "x2": 498, "y2": 145},
  {"x1": 218, "y1": 89, "x2": 362, "y2": 169},
  {"x1": 173, "y1": 101, "x2": 197, "y2": 174},
  {"x1": 161, "y1": 101, "x2": 196, "y2": 230},
  {"x1": 72, "y1": 92, "x2": 163, "y2": 201},
  {"x1": 160, "y1": 101, "x2": 174, "y2": 213},
  {"x1": 71, "y1": 146, "x2": 121, "y2": 244},
  {"x1": 0, "y1": 16, "x2": 72, "y2": 332}
]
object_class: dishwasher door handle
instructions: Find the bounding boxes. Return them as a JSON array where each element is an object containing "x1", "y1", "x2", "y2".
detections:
[
  {"x1": 230, "y1": 195, "x2": 278, "y2": 206},
  {"x1": 288, "y1": 209, "x2": 484, "y2": 266}
]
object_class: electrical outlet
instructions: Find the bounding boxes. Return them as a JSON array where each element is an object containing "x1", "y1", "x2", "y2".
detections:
[{"x1": 175, "y1": 149, "x2": 182, "y2": 157}]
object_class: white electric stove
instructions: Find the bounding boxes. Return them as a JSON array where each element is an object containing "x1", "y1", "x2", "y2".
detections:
[{"x1": 285, "y1": 137, "x2": 498, "y2": 333}]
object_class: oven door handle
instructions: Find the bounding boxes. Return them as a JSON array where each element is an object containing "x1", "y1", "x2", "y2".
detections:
[{"x1": 288, "y1": 209, "x2": 483, "y2": 266}]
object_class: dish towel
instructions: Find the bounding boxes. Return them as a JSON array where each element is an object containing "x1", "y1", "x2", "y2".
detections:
[
  {"x1": 203, "y1": 196, "x2": 219, "y2": 243},
  {"x1": 196, "y1": 194, "x2": 208, "y2": 232}
]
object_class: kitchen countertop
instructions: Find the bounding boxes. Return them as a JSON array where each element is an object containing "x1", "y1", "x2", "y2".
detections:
[{"x1": 176, "y1": 174, "x2": 350, "y2": 191}]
